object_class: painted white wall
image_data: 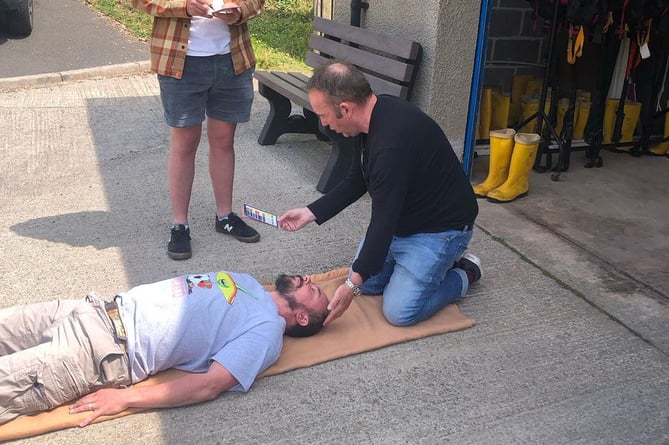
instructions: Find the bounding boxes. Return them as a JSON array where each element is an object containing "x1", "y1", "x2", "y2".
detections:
[{"x1": 331, "y1": 0, "x2": 480, "y2": 157}]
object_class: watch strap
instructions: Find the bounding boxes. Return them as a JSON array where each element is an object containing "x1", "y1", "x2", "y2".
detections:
[{"x1": 345, "y1": 278, "x2": 362, "y2": 296}]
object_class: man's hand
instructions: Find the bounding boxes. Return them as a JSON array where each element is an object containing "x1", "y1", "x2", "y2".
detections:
[
  {"x1": 68, "y1": 362, "x2": 238, "y2": 428},
  {"x1": 324, "y1": 283, "x2": 355, "y2": 325},
  {"x1": 278, "y1": 207, "x2": 316, "y2": 231},
  {"x1": 187, "y1": 0, "x2": 213, "y2": 17},
  {"x1": 212, "y1": 2, "x2": 241, "y2": 24},
  {"x1": 69, "y1": 388, "x2": 129, "y2": 428}
]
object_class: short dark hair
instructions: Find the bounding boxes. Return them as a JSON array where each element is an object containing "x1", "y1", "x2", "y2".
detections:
[
  {"x1": 307, "y1": 61, "x2": 373, "y2": 110},
  {"x1": 284, "y1": 306, "x2": 329, "y2": 338},
  {"x1": 275, "y1": 274, "x2": 329, "y2": 338}
]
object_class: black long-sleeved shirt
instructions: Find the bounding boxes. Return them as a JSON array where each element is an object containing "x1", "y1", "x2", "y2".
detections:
[{"x1": 308, "y1": 95, "x2": 478, "y2": 281}]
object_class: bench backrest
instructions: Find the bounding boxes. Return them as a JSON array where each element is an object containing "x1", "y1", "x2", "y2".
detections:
[{"x1": 306, "y1": 17, "x2": 423, "y2": 100}]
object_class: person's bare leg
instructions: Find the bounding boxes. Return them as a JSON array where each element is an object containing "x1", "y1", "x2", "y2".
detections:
[
  {"x1": 169, "y1": 125, "x2": 202, "y2": 224},
  {"x1": 207, "y1": 117, "x2": 236, "y2": 218},
  {"x1": 208, "y1": 117, "x2": 260, "y2": 242}
]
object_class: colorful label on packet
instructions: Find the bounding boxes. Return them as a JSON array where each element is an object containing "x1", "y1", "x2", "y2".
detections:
[{"x1": 243, "y1": 204, "x2": 279, "y2": 227}]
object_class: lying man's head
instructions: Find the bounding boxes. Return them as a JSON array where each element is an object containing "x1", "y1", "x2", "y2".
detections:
[{"x1": 273, "y1": 274, "x2": 330, "y2": 337}]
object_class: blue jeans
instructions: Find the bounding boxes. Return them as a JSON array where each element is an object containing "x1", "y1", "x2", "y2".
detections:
[{"x1": 355, "y1": 229, "x2": 473, "y2": 326}]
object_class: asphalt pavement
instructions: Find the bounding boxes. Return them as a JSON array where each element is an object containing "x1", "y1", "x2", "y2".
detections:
[
  {"x1": 0, "y1": 68, "x2": 667, "y2": 444},
  {"x1": 0, "y1": 0, "x2": 148, "y2": 78}
]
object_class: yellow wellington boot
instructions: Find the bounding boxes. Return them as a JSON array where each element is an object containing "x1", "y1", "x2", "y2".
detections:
[
  {"x1": 555, "y1": 98, "x2": 569, "y2": 136},
  {"x1": 477, "y1": 88, "x2": 493, "y2": 140},
  {"x1": 603, "y1": 98, "x2": 619, "y2": 144},
  {"x1": 520, "y1": 94, "x2": 551, "y2": 133},
  {"x1": 510, "y1": 74, "x2": 533, "y2": 126},
  {"x1": 573, "y1": 98, "x2": 591, "y2": 139},
  {"x1": 520, "y1": 96, "x2": 539, "y2": 133},
  {"x1": 577, "y1": 89, "x2": 591, "y2": 102},
  {"x1": 608, "y1": 101, "x2": 642, "y2": 151},
  {"x1": 491, "y1": 90, "x2": 511, "y2": 131},
  {"x1": 472, "y1": 128, "x2": 516, "y2": 198},
  {"x1": 620, "y1": 101, "x2": 641, "y2": 143},
  {"x1": 526, "y1": 78, "x2": 543, "y2": 95},
  {"x1": 649, "y1": 100, "x2": 669, "y2": 155},
  {"x1": 487, "y1": 133, "x2": 541, "y2": 203}
]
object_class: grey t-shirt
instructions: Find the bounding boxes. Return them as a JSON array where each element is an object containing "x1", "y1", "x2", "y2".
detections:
[{"x1": 117, "y1": 271, "x2": 284, "y2": 392}]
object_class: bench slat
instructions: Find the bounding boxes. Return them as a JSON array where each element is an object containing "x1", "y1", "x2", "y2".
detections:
[
  {"x1": 254, "y1": 72, "x2": 312, "y2": 110},
  {"x1": 308, "y1": 34, "x2": 417, "y2": 84},
  {"x1": 313, "y1": 16, "x2": 420, "y2": 62},
  {"x1": 253, "y1": 17, "x2": 422, "y2": 193},
  {"x1": 272, "y1": 72, "x2": 309, "y2": 90},
  {"x1": 305, "y1": 52, "x2": 408, "y2": 98},
  {"x1": 291, "y1": 72, "x2": 311, "y2": 83}
]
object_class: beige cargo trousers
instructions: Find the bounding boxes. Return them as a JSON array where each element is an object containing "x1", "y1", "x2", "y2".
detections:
[{"x1": 0, "y1": 296, "x2": 131, "y2": 425}]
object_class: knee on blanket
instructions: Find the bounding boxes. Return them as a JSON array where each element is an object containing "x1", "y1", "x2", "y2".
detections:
[{"x1": 382, "y1": 307, "x2": 420, "y2": 327}]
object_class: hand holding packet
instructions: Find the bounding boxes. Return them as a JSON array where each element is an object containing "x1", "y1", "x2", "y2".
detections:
[
  {"x1": 209, "y1": 0, "x2": 239, "y2": 15},
  {"x1": 212, "y1": 4, "x2": 239, "y2": 14}
]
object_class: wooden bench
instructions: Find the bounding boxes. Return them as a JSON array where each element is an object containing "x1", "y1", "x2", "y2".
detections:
[{"x1": 253, "y1": 17, "x2": 422, "y2": 193}]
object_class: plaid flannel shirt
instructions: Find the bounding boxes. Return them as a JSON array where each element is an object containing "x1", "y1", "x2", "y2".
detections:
[{"x1": 132, "y1": 0, "x2": 264, "y2": 79}]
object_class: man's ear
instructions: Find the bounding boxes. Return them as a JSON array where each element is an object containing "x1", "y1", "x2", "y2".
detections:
[
  {"x1": 295, "y1": 310, "x2": 309, "y2": 327},
  {"x1": 339, "y1": 101, "x2": 352, "y2": 117}
]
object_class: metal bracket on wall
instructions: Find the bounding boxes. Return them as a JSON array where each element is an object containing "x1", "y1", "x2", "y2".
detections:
[{"x1": 350, "y1": 0, "x2": 369, "y2": 27}]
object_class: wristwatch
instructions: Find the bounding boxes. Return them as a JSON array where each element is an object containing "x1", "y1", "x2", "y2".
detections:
[{"x1": 345, "y1": 278, "x2": 362, "y2": 296}]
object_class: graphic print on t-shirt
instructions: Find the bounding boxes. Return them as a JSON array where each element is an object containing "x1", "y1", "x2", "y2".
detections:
[
  {"x1": 182, "y1": 272, "x2": 257, "y2": 304},
  {"x1": 186, "y1": 274, "x2": 213, "y2": 294},
  {"x1": 215, "y1": 272, "x2": 258, "y2": 304},
  {"x1": 216, "y1": 271, "x2": 238, "y2": 304}
]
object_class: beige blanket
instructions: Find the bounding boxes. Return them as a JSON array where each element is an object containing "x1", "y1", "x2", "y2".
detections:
[{"x1": 0, "y1": 267, "x2": 474, "y2": 441}]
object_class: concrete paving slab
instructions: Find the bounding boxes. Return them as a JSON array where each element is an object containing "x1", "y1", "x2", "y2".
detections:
[
  {"x1": 473, "y1": 152, "x2": 669, "y2": 299},
  {"x1": 1, "y1": 72, "x2": 667, "y2": 444},
  {"x1": 472, "y1": 151, "x2": 669, "y2": 354}
]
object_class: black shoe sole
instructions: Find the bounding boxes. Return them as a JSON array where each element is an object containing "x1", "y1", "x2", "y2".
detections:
[
  {"x1": 215, "y1": 226, "x2": 260, "y2": 243},
  {"x1": 167, "y1": 250, "x2": 192, "y2": 260},
  {"x1": 236, "y1": 235, "x2": 260, "y2": 243}
]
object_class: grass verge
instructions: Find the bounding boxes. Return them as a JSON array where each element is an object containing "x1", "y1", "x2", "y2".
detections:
[{"x1": 83, "y1": 0, "x2": 312, "y2": 71}]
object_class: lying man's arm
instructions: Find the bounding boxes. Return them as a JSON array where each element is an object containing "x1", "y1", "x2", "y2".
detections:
[{"x1": 69, "y1": 361, "x2": 236, "y2": 427}]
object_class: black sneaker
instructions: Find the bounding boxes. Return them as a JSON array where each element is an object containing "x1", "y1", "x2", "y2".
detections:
[
  {"x1": 167, "y1": 224, "x2": 192, "y2": 260},
  {"x1": 455, "y1": 252, "x2": 482, "y2": 285},
  {"x1": 215, "y1": 212, "x2": 260, "y2": 243}
]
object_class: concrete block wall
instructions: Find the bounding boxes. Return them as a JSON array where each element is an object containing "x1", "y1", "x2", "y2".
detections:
[
  {"x1": 484, "y1": 0, "x2": 546, "y2": 93},
  {"x1": 331, "y1": 1, "x2": 480, "y2": 158}
]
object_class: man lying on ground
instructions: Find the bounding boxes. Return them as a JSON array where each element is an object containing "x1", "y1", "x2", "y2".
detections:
[{"x1": 0, "y1": 270, "x2": 329, "y2": 427}]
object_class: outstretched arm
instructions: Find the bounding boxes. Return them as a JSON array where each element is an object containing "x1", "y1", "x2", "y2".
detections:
[
  {"x1": 69, "y1": 361, "x2": 236, "y2": 427},
  {"x1": 278, "y1": 207, "x2": 317, "y2": 231}
]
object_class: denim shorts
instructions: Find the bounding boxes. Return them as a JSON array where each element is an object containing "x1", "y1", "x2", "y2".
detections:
[{"x1": 157, "y1": 53, "x2": 255, "y2": 128}]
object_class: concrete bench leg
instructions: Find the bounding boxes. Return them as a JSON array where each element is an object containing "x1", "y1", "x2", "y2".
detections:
[
  {"x1": 257, "y1": 83, "x2": 321, "y2": 145},
  {"x1": 317, "y1": 128, "x2": 354, "y2": 193}
]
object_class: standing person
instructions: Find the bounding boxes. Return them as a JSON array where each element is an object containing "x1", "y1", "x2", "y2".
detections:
[
  {"x1": 279, "y1": 61, "x2": 482, "y2": 327},
  {"x1": 0, "y1": 270, "x2": 329, "y2": 427},
  {"x1": 132, "y1": 0, "x2": 264, "y2": 260}
]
